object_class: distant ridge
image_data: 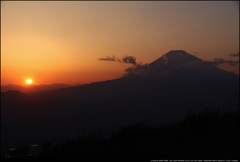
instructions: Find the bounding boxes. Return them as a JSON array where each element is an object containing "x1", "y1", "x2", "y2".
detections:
[{"x1": 1, "y1": 83, "x2": 74, "y2": 92}]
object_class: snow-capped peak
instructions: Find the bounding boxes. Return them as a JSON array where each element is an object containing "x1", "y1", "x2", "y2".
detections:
[{"x1": 149, "y1": 50, "x2": 230, "y2": 75}]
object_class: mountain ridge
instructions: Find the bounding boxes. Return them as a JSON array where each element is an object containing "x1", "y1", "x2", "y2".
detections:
[{"x1": 0, "y1": 83, "x2": 83, "y2": 93}]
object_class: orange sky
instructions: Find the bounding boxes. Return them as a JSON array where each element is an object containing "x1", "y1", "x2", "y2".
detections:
[{"x1": 1, "y1": 1, "x2": 239, "y2": 86}]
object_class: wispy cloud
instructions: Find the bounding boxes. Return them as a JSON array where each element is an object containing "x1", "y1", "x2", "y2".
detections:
[
  {"x1": 206, "y1": 52, "x2": 239, "y2": 66},
  {"x1": 99, "y1": 55, "x2": 151, "y2": 75},
  {"x1": 99, "y1": 56, "x2": 116, "y2": 61},
  {"x1": 206, "y1": 58, "x2": 239, "y2": 66},
  {"x1": 122, "y1": 56, "x2": 137, "y2": 65},
  {"x1": 225, "y1": 60, "x2": 240, "y2": 66},
  {"x1": 229, "y1": 52, "x2": 239, "y2": 57},
  {"x1": 124, "y1": 63, "x2": 151, "y2": 75},
  {"x1": 99, "y1": 55, "x2": 138, "y2": 65}
]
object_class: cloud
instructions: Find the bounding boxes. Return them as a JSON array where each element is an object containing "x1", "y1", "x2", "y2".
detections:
[
  {"x1": 99, "y1": 55, "x2": 138, "y2": 65},
  {"x1": 124, "y1": 63, "x2": 151, "y2": 76},
  {"x1": 122, "y1": 56, "x2": 137, "y2": 65},
  {"x1": 99, "y1": 56, "x2": 116, "y2": 61},
  {"x1": 225, "y1": 60, "x2": 240, "y2": 66},
  {"x1": 229, "y1": 52, "x2": 239, "y2": 57},
  {"x1": 205, "y1": 58, "x2": 224, "y2": 66},
  {"x1": 99, "y1": 55, "x2": 151, "y2": 76},
  {"x1": 214, "y1": 58, "x2": 225, "y2": 65},
  {"x1": 206, "y1": 58, "x2": 239, "y2": 66}
]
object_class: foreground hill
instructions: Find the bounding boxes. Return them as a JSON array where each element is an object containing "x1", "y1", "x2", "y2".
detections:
[
  {"x1": 1, "y1": 50, "x2": 239, "y2": 153},
  {"x1": 2, "y1": 110, "x2": 239, "y2": 159}
]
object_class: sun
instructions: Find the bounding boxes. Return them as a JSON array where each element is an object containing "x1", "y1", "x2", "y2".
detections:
[{"x1": 26, "y1": 78, "x2": 33, "y2": 85}]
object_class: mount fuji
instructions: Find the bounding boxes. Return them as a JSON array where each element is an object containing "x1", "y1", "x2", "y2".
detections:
[{"x1": 149, "y1": 50, "x2": 230, "y2": 75}]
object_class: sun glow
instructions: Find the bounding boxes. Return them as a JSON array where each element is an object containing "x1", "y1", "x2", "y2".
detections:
[{"x1": 26, "y1": 78, "x2": 33, "y2": 85}]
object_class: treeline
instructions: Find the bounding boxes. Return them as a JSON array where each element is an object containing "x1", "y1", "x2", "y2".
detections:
[{"x1": 1, "y1": 109, "x2": 239, "y2": 159}]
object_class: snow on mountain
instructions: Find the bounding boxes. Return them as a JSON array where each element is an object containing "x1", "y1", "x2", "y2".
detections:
[{"x1": 149, "y1": 50, "x2": 232, "y2": 76}]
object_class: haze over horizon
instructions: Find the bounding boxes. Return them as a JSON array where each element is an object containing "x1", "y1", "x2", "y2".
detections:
[{"x1": 1, "y1": 1, "x2": 239, "y2": 86}]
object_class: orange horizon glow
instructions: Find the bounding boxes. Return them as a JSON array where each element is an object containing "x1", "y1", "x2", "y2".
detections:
[{"x1": 1, "y1": 1, "x2": 239, "y2": 86}]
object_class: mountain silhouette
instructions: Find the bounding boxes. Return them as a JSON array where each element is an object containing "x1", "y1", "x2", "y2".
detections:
[
  {"x1": 149, "y1": 50, "x2": 233, "y2": 76},
  {"x1": 151, "y1": 50, "x2": 216, "y2": 72},
  {"x1": 1, "y1": 50, "x2": 239, "y2": 153},
  {"x1": 1, "y1": 83, "x2": 72, "y2": 93}
]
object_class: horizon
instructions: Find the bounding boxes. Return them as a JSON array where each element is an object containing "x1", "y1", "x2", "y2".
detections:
[
  {"x1": 1, "y1": 49, "x2": 239, "y2": 87},
  {"x1": 1, "y1": 1, "x2": 239, "y2": 86},
  {"x1": 1, "y1": 50, "x2": 239, "y2": 89},
  {"x1": 1, "y1": 82, "x2": 82, "y2": 87}
]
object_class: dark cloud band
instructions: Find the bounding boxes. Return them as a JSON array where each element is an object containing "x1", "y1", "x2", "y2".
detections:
[
  {"x1": 206, "y1": 58, "x2": 239, "y2": 66},
  {"x1": 99, "y1": 55, "x2": 138, "y2": 65},
  {"x1": 99, "y1": 55, "x2": 151, "y2": 75},
  {"x1": 229, "y1": 52, "x2": 239, "y2": 57},
  {"x1": 99, "y1": 56, "x2": 116, "y2": 61}
]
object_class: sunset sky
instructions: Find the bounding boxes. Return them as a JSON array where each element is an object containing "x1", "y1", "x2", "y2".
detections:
[{"x1": 1, "y1": 1, "x2": 239, "y2": 86}]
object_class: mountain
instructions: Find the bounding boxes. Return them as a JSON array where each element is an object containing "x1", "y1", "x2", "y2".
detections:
[
  {"x1": 1, "y1": 50, "x2": 239, "y2": 152},
  {"x1": 149, "y1": 50, "x2": 232, "y2": 76},
  {"x1": 1, "y1": 83, "x2": 72, "y2": 92}
]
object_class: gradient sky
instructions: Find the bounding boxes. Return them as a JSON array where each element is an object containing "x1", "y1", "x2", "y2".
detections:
[{"x1": 1, "y1": 1, "x2": 239, "y2": 86}]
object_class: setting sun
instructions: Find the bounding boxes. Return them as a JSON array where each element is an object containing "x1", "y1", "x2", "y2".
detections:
[{"x1": 26, "y1": 79, "x2": 33, "y2": 85}]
